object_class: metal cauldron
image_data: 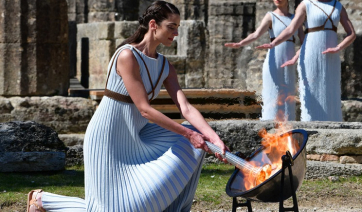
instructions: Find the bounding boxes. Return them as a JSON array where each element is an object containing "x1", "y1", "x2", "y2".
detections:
[{"x1": 225, "y1": 129, "x2": 308, "y2": 202}]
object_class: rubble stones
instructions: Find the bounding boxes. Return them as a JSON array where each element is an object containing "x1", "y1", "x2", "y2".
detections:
[
  {"x1": 0, "y1": 121, "x2": 67, "y2": 172},
  {"x1": 0, "y1": 96, "x2": 96, "y2": 134}
]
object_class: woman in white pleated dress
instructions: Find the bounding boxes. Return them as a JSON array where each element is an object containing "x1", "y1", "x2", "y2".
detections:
[
  {"x1": 225, "y1": 0, "x2": 304, "y2": 122},
  {"x1": 257, "y1": 0, "x2": 356, "y2": 121},
  {"x1": 26, "y1": 1, "x2": 228, "y2": 212}
]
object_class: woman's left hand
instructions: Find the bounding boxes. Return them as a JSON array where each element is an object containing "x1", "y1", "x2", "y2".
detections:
[
  {"x1": 281, "y1": 56, "x2": 298, "y2": 68},
  {"x1": 256, "y1": 43, "x2": 274, "y2": 49},
  {"x1": 206, "y1": 136, "x2": 230, "y2": 164},
  {"x1": 322, "y1": 46, "x2": 341, "y2": 54}
]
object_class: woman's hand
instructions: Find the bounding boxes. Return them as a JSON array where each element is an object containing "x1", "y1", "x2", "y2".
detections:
[
  {"x1": 256, "y1": 42, "x2": 274, "y2": 49},
  {"x1": 322, "y1": 46, "x2": 341, "y2": 54},
  {"x1": 187, "y1": 131, "x2": 230, "y2": 164},
  {"x1": 204, "y1": 135, "x2": 230, "y2": 164},
  {"x1": 281, "y1": 56, "x2": 298, "y2": 67},
  {"x1": 187, "y1": 131, "x2": 211, "y2": 153},
  {"x1": 224, "y1": 42, "x2": 243, "y2": 49}
]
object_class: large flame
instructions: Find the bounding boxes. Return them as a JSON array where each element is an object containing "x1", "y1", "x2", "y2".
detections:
[{"x1": 241, "y1": 92, "x2": 300, "y2": 190}]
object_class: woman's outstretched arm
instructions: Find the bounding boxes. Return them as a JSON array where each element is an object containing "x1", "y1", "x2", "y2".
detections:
[
  {"x1": 117, "y1": 49, "x2": 228, "y2": 160},
  {"x1": 322, "y1": 6, "x2": 356, "y2": 54},
  {"x1": 224, "y1": 12, "x2": 272, "y2": 48},
  {"x1": 257, "y1": 2, "x2": 306, "y2": 49},
  {"x1": 163, "y1": 62, "x2": 229, "y2": 159},
  {"x1": 281, "y1": 25, "x2": 305, "y2": 67}
]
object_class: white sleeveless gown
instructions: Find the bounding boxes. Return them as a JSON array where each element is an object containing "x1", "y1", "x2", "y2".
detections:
[
  {"x1": 298, "y1": 0, "x2": 343, "y2": 121},
  {"x1": 41, "y1": 44, "x2": 206, "y2": 212},
  {"x1": 261, "y1": 12, "x2": 297, "y2": 121}
]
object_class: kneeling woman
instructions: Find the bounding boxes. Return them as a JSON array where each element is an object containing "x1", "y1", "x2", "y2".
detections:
[{"x1": 27, "y1": 1, "x2": 228, "y2": 212}]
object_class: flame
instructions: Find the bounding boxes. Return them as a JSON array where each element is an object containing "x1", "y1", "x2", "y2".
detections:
[{"x1": 240, "y1": 93, "x2": 300, "y2": 190}]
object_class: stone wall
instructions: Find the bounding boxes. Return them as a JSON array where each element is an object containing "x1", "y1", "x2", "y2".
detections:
[
  {"x1": 0, "y1": 0, "x2": 69, "y2": 96},
  {"x1": 206, "y1": 1, "x2": 257, "y2": 90},
  {"x1": 0, "y1": 96, "x2": 96, "y2": 134},
  {"x1": 56, "y1": 119, "x2": 362, "y2": 178},
  {"x1": 75, "y1": 20, "x2": 206, "y2": 88},
  {"x1": 339, "y1": 0, "x2": 362, "y2": 98},
  {"x1": 70, "y1": 0, "x2": 362, "y2": 99}
]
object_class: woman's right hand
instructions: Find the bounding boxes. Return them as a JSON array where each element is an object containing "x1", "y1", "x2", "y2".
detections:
[
  {"x1": 224, "y1": 42, "x2": 243, "y2": 48},
  {"x1": 281, "y1": 56, "x2": 298, "y2": 67},
  {"x1": 187, "y1": 131, "x2": 211, "y2": 153},
  {"x1": 256, "y1": 42, "x2": 274, "y2": 49},
  {"x1": 186, "y1": 131, "x2": 229, "y2": 163}
]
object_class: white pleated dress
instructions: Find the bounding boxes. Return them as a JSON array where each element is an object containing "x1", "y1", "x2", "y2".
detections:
[
  {"x1": 298, "y1": 0, "x2": 342, "y2": 121},
  {"x1": 41, "y1": 44, "x2": 206, "y2": 212},
  {"x1": 261, "y1": 12, "x2": 297, "y2": 121}
]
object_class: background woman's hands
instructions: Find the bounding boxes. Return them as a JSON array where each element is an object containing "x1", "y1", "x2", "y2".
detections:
[
  {"x1": 281, "y1": 55, "x2": 298, "y2": 67},
  {"x1": 224, "y1": 42, "x2": 243, "y2": 48},
  {"x1": 322, "y1": 46, "x2": 341, "y2": 54},
  {"x1": 255, "y1": 43, "x2": 274, "y2": 49}
]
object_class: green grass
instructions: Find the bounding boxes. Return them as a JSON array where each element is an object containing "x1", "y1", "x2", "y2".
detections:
[
  {"x1": 0, "y1": 165, "x2": 85, "y2": 209},
  {"x1": 1, "y1": 164, "x2": 362, "y2": 211},
  {"x1": 195, "y1": 163, "x2": 235, "y2": 204}
]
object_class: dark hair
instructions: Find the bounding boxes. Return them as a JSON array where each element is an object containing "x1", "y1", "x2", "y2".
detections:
[{"x1": 118, "y1": 1, "x2": 180, "y2": 48}]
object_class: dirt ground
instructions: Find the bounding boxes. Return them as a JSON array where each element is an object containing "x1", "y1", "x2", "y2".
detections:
[
  {"x1": 2, "y1": 178, "x2": 362, "y2": 212},
  {"x1": 191, "y1": 178, "x2": 362, "y2": 212}
]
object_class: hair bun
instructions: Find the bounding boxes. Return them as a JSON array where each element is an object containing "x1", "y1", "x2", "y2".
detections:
[{"x1": 138, "y1": 16, "x2": 144, "y2": 25}]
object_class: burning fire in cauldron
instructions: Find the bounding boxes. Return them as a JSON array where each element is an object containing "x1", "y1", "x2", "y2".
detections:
[
  {"x1": 241, "y1": 124, "x2": 300, "y2": 190},
  {"x1": 206, "y1": 122, "x2": 301, "y2": 190}
]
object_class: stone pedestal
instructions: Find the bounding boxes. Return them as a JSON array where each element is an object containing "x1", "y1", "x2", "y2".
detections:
[{"x1": 0, "y1": 0, "x2": 69, "y2": 96}]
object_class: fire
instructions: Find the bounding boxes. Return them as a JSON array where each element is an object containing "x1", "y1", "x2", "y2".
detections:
[{"x1": 241, "y1": 122, "x2": 300, "y2": 190}]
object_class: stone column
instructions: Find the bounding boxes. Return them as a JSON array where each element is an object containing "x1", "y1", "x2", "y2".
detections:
[
  {"x1": 206, "y1": 0, "x2": 256, "y2": 90},
  {"x1": 0, "y1": 0, "x2": 69, "y2": 96}
]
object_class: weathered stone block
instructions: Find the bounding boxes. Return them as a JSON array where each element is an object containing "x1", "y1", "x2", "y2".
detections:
[
  {"x1": 306, "y1": 160, "x2": 362, "y2": 179},
  {"x1": 305, "y1": 129, "x2": 362, "y2": 155},
  {"x1": 168, "y1": 0, "x2": 206, "y2": 20},
  {"x1": 0, "y1": 0, "x2": 22, "y2": 43},
  {"x1": 0, "y1": 152, "x2": 66, "y2": 172},
  {"x1": 0, "y1": 43, "x2": 22, "y2": 94},
  {"x1": 65, "y1": 145, "x2": 84, "y2": 166},
  {"x1": 0, "y1": 121, "x2": 67, "y2": 172},
  {"x1": 342, "y1": 100, "x2": 362, "y2": 122},
  {"x1": 167, "y1": 55, "x2": 186, "y2": 87},
  {"x1": 59, "y1": 134, "x2": 85, "y2": 146},
  {"x1": 340, "y1": 155, "x2": 362, "y2": 164},
  {"x1": 307, "y1": 154, "x2": 322, "y2": 161},
  {"x1": 114, "y1": 21, "x2": 138, "y2": 39},
  {"x1": 77, "y1": 22, "x2": 115, "y2": 41},
  {"x1": 320, "y1": 154, "x2": 339, "y2": 162},
  {"x1": 6, "y1": 96, "x2": 96, "y2": 133},
  {"x1": 0, "y1": 0, "x2": 69, "y2": 96}
]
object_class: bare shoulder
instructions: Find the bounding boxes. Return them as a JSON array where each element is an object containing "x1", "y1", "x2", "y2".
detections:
[
  {"x1": 117, "y1": 48, "x2": 135, "y2": 63},
  {"x1": 116, "y1": 48, "x2": 139, "y2": 75},
  {"x1": 263, "y1": 12, "x2": 272, "y2": 22},
  {"x1": 297, "y1": 1, "x2": 306, "y2": 10}
]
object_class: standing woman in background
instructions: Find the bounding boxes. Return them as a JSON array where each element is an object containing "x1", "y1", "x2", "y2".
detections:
[
  {"x1": 225, "y1": 0, "x2": 304, "y2": 121},
  {"x1": 257, "y1": 0, "x2": 356, "y2": 121},
  {"x1": 26, "y1": 1, "x2": 228, "y2": 212}
]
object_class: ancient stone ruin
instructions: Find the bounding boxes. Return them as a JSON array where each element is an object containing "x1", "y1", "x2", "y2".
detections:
[
  {"x1": 0, "y1": 0, "x2": 362, "y2": 178},
  {"x1": 0, "y1": 0, "x2": 69, "y2": 96}
]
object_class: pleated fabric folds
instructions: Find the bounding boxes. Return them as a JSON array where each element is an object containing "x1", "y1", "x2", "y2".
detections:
[
  {"x1": 298, "y1": 0, "x2": 342, "y2": 121},
  {"x1": 42, "y1": 44, "x2": 206, "y2": 212},
  {"x1": 261, "y1": 12, "x2": 297, "y2": 121}
]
